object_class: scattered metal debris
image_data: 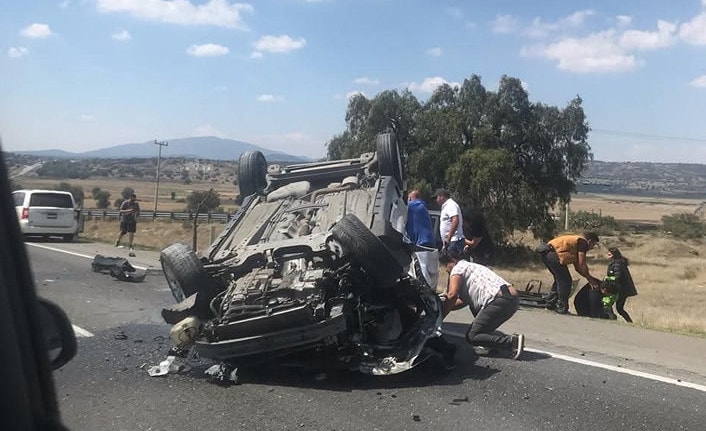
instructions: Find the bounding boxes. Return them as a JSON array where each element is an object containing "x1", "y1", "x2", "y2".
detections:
[
  {"x1": 147, "y1": 355, "x2": 191, "y2": 377},
  {"x1": 205, "y1": 363, "x2": 240, "y2": 386}
]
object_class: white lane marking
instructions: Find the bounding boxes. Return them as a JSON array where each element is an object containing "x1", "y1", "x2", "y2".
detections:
[
  {"x1": 444, "y1": 330, "x2": 706, "y2": 393},
  {"x1": 25, "y1": 242, "x2": 152, "y2": 271},
  {"x1": 72, "y1": 324, "x2": 94, "y2": 338}
]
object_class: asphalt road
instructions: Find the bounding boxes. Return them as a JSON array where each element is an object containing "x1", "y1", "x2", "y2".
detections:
[{"x1": 26, "y1": 242, "x2": 706, "y2": 431}]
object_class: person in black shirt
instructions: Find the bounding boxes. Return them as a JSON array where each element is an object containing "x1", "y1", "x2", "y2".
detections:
[{"x1": 462, "y1": 209, "x2": 495, "y2": 267}]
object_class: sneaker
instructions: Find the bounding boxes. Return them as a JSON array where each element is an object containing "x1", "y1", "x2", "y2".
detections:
[
  {"x1": 129, "y1": 246, "x2": 134, "y2": 250},
  {"x1": 511, "y1": 334, "x2": 525, "y2": 360}
]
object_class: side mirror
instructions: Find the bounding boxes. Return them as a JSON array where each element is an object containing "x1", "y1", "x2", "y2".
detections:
[{"x1": 38, "y1": 298, "x2": 77, "y2": 370}]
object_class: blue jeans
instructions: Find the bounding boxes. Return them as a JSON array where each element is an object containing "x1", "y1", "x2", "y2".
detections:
[{"x1": 445, "y1": 239, "x2": 465, "y2": 255}]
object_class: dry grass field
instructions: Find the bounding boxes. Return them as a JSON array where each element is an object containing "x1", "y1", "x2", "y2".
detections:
[
  {"x1": 16, "y1": 176, "x2": 241, "y2": 213},
  {"x1": 16, "y1": 174, "x2": 706, "y2": 336}
]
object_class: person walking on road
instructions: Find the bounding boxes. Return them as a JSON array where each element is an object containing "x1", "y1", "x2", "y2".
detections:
[
  {"x1": 433, "y1": 189, "x2": 465, "y2": 255},
  {"x1": 439, "y1": 250, "x2": 525, "y2": 360},
  {"x1": 538, "y1": 231, "x2": 601, "y2": 315},
  {"x1": 606, "y1": 247, "x2": 638, "y2": 322},
  {"x1": 115, "y1": 193, "x2": 140, "y2": 250}
]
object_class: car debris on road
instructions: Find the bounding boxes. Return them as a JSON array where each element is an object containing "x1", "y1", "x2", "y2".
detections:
[{"x1": 91, "y1": 254, "x2": 146, "y2": 282}]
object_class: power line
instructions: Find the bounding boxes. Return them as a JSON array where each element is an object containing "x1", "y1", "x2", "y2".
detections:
[{"x1": 591, "y1": 128, "x2": 706, "y2": 143}]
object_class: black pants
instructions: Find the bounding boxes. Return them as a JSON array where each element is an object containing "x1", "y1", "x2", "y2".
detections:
[
  {"x1": 615, "y1": 296, "x2": 633, "y2": 322},
  {"x1": 541, "y1": 250, "x2": 572, "y2": 313},
  {"x1": 466, "y1": 289, "x2": 519, "y2": 351}
]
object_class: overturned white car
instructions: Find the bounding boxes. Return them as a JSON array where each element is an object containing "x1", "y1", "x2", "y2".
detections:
[{"x1": 159, "y1": 133, "x2": 450, "y2": 375}]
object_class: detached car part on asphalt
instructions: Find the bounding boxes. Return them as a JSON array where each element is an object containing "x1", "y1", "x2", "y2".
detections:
[{"x1": 159, "y1": 133, "x2": 445, "y2": 375}]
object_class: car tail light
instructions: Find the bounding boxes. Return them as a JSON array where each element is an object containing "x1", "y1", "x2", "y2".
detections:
[{"x1": 21, "y1": 207, "x2": 29, "y2": 219}]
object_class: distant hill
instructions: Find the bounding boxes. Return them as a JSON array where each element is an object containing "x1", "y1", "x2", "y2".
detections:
[
  {"x1": 14, "y1": 136, "x2": 312, "y2": 163},
  {"x1": 578, "y1": 160, "x2": 706, "y2": 199}
]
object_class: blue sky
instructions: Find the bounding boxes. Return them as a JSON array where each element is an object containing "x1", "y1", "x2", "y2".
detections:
[{"x1": 2, "y1": 0, "x2": 706, "y2": 163}]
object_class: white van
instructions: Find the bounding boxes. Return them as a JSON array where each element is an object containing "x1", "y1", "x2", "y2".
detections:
[{"x1": 12, "y1": 189, "x2": 80, "y2": 241}]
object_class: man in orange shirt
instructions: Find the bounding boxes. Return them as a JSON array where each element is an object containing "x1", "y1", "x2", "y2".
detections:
[{"x1": 539, "y1": 232, "x2": 601, "y2": 314}]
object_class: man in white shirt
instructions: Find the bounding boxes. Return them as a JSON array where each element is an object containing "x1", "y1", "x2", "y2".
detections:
[
  {"x1": 433, "y1": 189, "x2": 465, "y2": 255},
  {"x1": 439, "y1": 250, "x2": 525, "y2": 359}
]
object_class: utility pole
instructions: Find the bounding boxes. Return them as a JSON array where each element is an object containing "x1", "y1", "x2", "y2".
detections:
[{"x1": 153, "y1": 139, "x2": 168, "y2": 217}]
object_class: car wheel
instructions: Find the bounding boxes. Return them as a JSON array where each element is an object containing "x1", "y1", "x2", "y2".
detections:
[
  {"x1": 237, "y1": 150, "x2": 268, "y2": 202},
  {"x1": 62, "y1": 234, "x2": 75, "y2": 242},
  {"x1": 376, "y1": 133, "x2": 404, "y2": 188},
  {"x1": 331, "y1": 214, "x2": 402, "y2": 287},
  {"x1": 160, "y1": 243, "x2": 209, "y2": 303}
]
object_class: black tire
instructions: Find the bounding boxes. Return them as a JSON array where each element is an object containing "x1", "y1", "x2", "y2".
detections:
[
  {"x1": 331, "y1": 214, "x2": 402, "y2": 287},
  {"x1": 160, "y1": 243, "x2": 209, "y2": 303},
  {"x1": 237, "y1": 151, "x2": 268, "y2": 202},
  {"x1": 62, "y1": 234, "x2": 75, "y2": 242},
  {"x1": 376, "y1": 133, "x2": 404, "y2": 188}
]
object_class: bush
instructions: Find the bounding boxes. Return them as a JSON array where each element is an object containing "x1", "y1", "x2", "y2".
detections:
[
  {"x1": 661, "y1": 213, "x2": 706, "y2": 239},
  {"x1": 564, "y1": 210, "x2": 625, "y2": 236}
]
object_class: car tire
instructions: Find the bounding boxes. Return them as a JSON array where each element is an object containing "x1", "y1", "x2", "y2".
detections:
[
  {"x1": 62, "y1": 234, "x2": 75, "y2": 242},
  {"x1": 237, "y1": 151, "x2": 268, "y2": 202},
  {"x1": 331, "y1": 214, "x2": 402, "y2": 287},
  {"x1": 376, "y1": 133, "x2": 404, "y2": 188},
  {"x1": 160, "y1": 243, "x2": 209, "y2": 303}
]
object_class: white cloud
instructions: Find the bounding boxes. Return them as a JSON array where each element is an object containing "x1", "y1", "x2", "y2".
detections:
[
  {"x1": 346, "y1": 90, "x2": 367, "y2": 99},
  {"x1": 79, "y1": 114, "x2": 95, "y2": 121},
  {"x1": 111, "y1": 30, "x2": 132, "y2": 41},
  {"x1": 426, "y1": 47, "x2": 442, "y2": 57},
  {"x1": 252, "y1": 35, "x2": 306, "y2": 53},
  {"x1": 620, "y1": 20, "x2": 677, "y2": 50},
  {"x1": 690, "y1": 75, "x2": 706, "y2": 87},
  {"x1": 186, "y1": 43, "x2": 229, "y2": 56},
  {"x1": 8, "y1": 47, "x2": 29, "y2": 58},
  {"x1": 521, "y1": 31, "x2": 637, "y2": 73},
  {"x1": 96, "y1": 0, "x2": 253, "y2": 29},
  {"x1": 491, "y1": 15, "x2": 519, "y2": 34},
  {"x1": 407, "y1": 77, "x2": 459, "y2": 94},
  {"x1": 679, "y1": 12, "x2": 706, "y2": 45},
  {"x1": 194, "y1": 124, "x2": 226, "y2": 137},
  {"x1": 256, "y1": 94, "x2": 283, "y2": 102},
  {"x1": 527, "y1": 9, "x2": 594, "y2": 38},
  {"x1": 353, "y1": 77, "x2": 378, "y2": 86},
  {"x1": 616, "y1": 15, "x2": 632, "y2": 27},
  {"x1": 20, "y1": 23, "x2": 53, "y2": 38}
]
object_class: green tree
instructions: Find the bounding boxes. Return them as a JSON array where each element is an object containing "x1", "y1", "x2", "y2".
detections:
[
  {"x1": 120, "y1": 187, "x2": 135, "y2": 200},
  {"x1": 94, "y1": 190, "x2": 111, "y2": 209},
  {"x1": 185, "y1": 190, "x2": 220, "y2": 212},
  {"x1": 326, "y1": 73, "x2": 593, "y2": 242}
]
